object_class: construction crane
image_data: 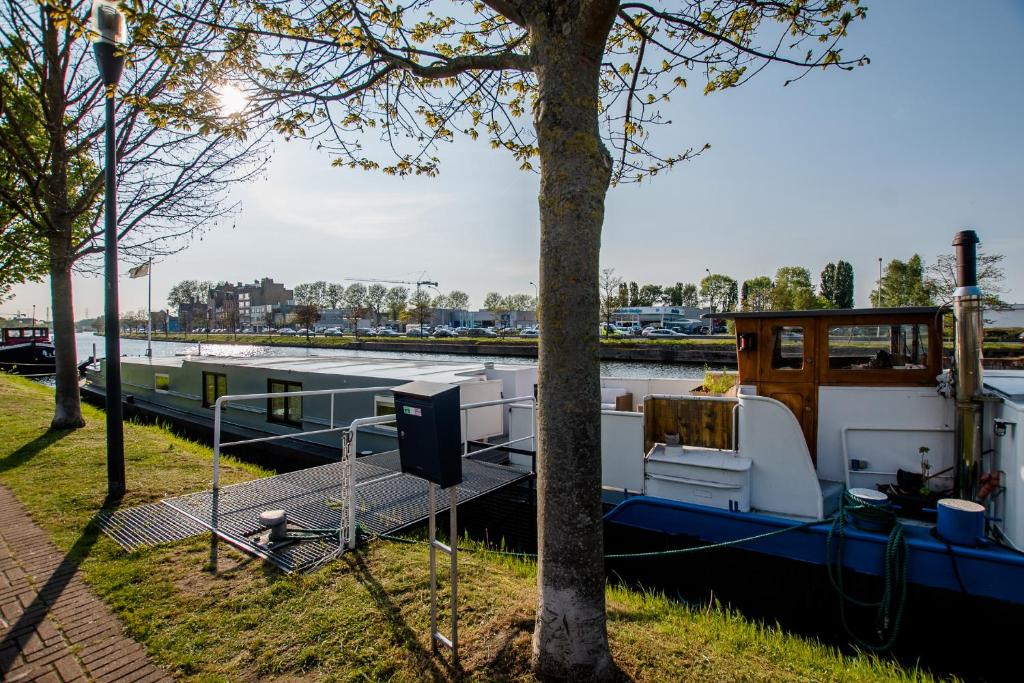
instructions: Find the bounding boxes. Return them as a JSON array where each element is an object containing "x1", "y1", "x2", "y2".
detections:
[
  {"x1": 342, "y1": 277, "x2": 439, "y2": 331},
  {"x1": 343, "y1": 277, "x2": 438, "y2": 288}
]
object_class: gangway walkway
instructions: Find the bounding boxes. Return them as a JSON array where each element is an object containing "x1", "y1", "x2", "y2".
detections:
[{"x1": 97, "y1": 451, "x2": 531, "y2": 572}]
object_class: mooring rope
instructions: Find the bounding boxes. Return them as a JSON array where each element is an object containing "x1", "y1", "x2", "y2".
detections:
[{"x1": 825, "y1": 490, "x2": 909, "y2": 651}]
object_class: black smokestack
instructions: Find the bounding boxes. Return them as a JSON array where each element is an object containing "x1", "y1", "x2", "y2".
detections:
[{"x1": 953, "y1": 230, "x2": 979, "y2": 288}]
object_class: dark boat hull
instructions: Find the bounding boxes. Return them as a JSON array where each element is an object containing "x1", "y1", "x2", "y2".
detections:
[{"x1": 0, "y1": 342, "x2": 56, "y2": 375}]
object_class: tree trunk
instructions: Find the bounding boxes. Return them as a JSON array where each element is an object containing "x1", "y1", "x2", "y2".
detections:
[
  {"x1": 530, "y1": 6, "x2": 616, "y2": 679},
  {"x1": 49, "y1": 248, "x2": 85, "y2": 429}
]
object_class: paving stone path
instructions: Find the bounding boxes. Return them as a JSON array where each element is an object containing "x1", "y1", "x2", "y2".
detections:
[{"x1": 0, "y1": 485, "x2": 173, "y2": 682}]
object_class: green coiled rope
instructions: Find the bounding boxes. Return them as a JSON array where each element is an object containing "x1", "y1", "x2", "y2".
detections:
[{"x1": 826, "y1": 489, "x2": 909, "y2": 652}]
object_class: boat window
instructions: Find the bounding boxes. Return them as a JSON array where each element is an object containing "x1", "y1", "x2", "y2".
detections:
[
  {"x1": 34, "y1": 329, "x2": 46, "y2": 337},
  {"x1": 7, "y1": 330, "x2": 21, "y2": 338},
  {"x1": 828, "y1": 324, "x2": 929, "y2": 370},
  {"x1": 771, "y1": 326, "x2": 804, "y2": 370},
  {"x1": 202, "y1": 372, "x2": 227, "y2": 408},
  {"x1": 268, "y1": 379, "x2": 303, "y2": 426},
  {"x1": 154, "y1": 373, "x2": 170, "y2": 393},
  {"x1": 374, "y1": 395, "x2": 396, "y2": 417}
]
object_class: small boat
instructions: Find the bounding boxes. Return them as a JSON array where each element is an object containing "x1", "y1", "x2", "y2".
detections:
[{"x1": 0, "y1": 326, "x2": 56, "y2": 375}]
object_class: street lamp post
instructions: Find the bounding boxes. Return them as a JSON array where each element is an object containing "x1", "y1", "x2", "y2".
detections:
[
  {"x1": 91, "y1": 0, "x2": 127, "y2": 499},
  {"x1": 529, "y1": 281, "x2": 538, "y2": 327},
  {"x1": 877, "y1": 257, "x2": 883, "y2": 308}
]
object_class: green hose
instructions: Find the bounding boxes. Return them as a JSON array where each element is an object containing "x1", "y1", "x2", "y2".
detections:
[{"x1": 826, "y1": 489, "x2": 909, "y2": 652}]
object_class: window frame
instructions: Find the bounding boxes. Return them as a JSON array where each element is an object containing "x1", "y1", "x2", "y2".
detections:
[
  {"x1": 202, "y1": 372, "x2": 227, "y2": 408},
  {"x1": 267, "y1": 379, "x2": 303, "y2": 426},
  {"x1": 154, "y1": 373, "x2": 170, "y2": 394},
  {"x1": 816, "y1": 313, "x2": 940, "y2": 386}
]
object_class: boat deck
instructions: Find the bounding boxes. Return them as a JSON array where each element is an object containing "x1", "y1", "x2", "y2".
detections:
[{"x1": 97, "y1": 451, "x2": 531, "y2": 572}]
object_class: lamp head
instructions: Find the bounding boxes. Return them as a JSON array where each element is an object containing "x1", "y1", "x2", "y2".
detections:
[{"x1": 90, "y1": 1, "x2": 126, "y2": 45}]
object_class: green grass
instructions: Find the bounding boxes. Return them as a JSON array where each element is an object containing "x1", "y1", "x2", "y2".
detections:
[{"x1": 0, "y1": 375, "x2": 932, "y2": 681}]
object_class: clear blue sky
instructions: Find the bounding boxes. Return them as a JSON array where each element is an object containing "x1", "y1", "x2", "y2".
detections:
[{"x1": 5, "y1": 0, "x2": 1022, "y2": 320}]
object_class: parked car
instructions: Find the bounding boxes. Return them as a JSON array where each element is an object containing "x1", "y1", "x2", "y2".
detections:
[
  {"x1": 456, "y1": 327, "x2": 495, "y2": 338},
  {"x1": 323, "y1": 327, "x2": 343, "y2": 336},
  {"x1": 599, "y1": 323, "x2": 628, "y2": 337},
  {"x1": 406, "y1": 328, "x2": 430, "y2": 337},
  {"x1": 520, "y1": 327, "x2": 539, "y2": 338},
  {"x1": 646, "y1": 328, "x2": 682, "y2": 338},
  {"x1": 355, "y1": 327, "x2": 376, "y2": 337},
  {"x1": 279, "y1": 328, "x2": 297, "y2": 336},
  {"x1": 375, "y1": 328, "x2": 400, "y2": 337},
  {"x1": 432, "y1": 328, "x2": 457, "y2": 337}
]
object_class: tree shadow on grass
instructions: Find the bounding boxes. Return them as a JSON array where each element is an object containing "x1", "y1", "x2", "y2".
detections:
[
  {"x1": 348, "y1": 552, "x2": 452, "y2": 681},
  {"x1": 0, "y1": 491, "x2": 122, "y2": 677},
  {"x1": 0, "y1": 428, "x2": 71, "y2": 474}
]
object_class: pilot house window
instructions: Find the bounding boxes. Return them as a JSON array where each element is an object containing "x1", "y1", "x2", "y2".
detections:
[
  {"x1": 771, "y1": 326, "x2": 804, "y2": 370},
  {"x1": 828, "y1": 324, "x2": 928, "y2": 370}
]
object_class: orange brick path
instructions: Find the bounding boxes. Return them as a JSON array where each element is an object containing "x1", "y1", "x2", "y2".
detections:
[{"x1": 0, "y1": 485, "x2": 172, "y2": 682}]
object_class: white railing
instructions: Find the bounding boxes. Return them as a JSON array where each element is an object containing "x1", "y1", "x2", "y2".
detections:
[
  {"x1": 339, "y1": 394, "x2": 537, "y2": 551},
  {"x1": 211, "y1": 386, "x2": 395, "y2": 491},
  {"x1": 207, "y1": 387, "x2": 536, "y2": 564}
]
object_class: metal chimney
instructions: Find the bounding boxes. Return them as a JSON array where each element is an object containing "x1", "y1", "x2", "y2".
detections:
[{"x1": 952, "y1": 229, "x2": 984, "y2": 500}]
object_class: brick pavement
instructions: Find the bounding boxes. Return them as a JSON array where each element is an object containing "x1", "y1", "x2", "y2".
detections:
[{"x1": 0, "y1": 485, "x2": 173, "y2": 682}]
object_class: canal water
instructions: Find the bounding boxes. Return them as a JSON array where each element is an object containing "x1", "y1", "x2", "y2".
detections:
[{"x1": 74, "y1": 332, "x2": 712, "y2": 379}]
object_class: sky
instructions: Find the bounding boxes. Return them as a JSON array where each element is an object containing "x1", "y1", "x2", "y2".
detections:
[{"x1": 4, "y1": 0, "x2": 1023, "y2": 321}]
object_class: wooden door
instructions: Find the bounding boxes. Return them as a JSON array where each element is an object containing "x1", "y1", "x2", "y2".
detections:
[{"x1": 757, "y1": 319, "x2": 818, "y2": 460}]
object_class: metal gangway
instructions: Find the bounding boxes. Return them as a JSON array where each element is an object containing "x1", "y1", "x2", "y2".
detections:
[{"x1": 97, "y1": 385, "x2": 536, "y2": 573}]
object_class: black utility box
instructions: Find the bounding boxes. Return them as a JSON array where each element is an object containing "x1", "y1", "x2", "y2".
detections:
[{"x1": 393, "y1": 381, "x2": 463, "y2": 488}]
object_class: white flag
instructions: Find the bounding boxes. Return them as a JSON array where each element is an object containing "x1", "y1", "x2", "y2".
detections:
[{"x1": 128, "y1": 263, "x2": 150, "y2": 279}]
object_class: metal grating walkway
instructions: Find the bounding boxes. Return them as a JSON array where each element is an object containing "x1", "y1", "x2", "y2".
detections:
[{"x1": 97, "y1": 451, "x2": 531, "y2": 572}]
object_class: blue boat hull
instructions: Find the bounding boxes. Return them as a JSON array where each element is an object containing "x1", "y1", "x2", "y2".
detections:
[{"x1": 604, "y1": 496, "x2": 1024, "y2": 605}]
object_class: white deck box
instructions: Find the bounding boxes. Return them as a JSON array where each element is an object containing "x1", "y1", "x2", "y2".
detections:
[{"x1": 644, "y1": 445, "x2": 752, "y2": 512}]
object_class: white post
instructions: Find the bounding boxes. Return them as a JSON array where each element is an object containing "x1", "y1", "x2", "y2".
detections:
[
  {"x1": 428, "y1": 482, "x2": 438, "y2": 654},
  {"x1": 449, "y1": 485, "x2": 458, "y2": 666},
  {"x1": 146, "y1": 257, "x2": 152, "y2": 357},
  {"x1": 210, "y1": 397, "x2": 223, "y2": 570}
]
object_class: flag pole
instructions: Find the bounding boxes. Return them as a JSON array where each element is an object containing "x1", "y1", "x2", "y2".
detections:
[{"x1": 146, "y1": 257, "x2": 152, "y2": 358}]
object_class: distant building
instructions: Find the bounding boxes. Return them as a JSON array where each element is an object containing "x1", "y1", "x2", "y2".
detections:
[
  {"x1": 612, "y1": 306, "x2": 706, "y2": 329},
  {"x1": 208, "y1": 278, "x2": 294, "y2": 329}
]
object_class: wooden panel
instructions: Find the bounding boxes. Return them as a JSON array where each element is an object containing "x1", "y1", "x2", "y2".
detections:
[
  {"x1": 643, "y1": 397, "x2": 734, "y2": 454},
  {"x1": 759, "y1": 381, "x2": 817, "y2": 461}
]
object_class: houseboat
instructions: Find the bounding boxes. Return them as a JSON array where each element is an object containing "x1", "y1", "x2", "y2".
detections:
[
  {"x1": 568, "y1": 232, "x2": 1024, "y2": 634},
  {"x1": 82, "y1": 355, "x2": 545, "y2": 465},
  {"x1": 0, "y1": 326, "x2": 55, "y2": 375}
]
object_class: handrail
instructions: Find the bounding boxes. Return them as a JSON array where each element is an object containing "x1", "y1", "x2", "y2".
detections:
[
  {"x1": 211, "y1": 385, "x2": 394, "y2": 491},
  {"x1": 208, "y1": 385, "x2": 538, "y2": 562}
]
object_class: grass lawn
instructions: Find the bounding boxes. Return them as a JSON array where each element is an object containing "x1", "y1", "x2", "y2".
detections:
[{"x1": 0, "y1": 375, "x2": 930, "y2": 681}]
